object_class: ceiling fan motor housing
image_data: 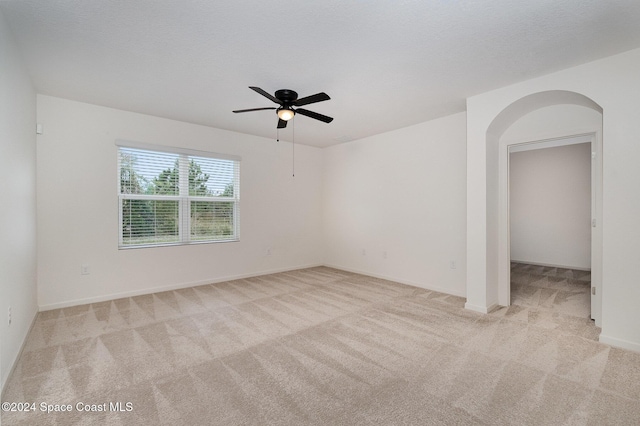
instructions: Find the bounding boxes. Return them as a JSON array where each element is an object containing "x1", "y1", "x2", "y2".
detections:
[{"x1": 275, "y1": 89, "x2": 298, "y2": 105}]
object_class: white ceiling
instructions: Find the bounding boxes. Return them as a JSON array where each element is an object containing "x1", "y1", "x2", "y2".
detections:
[{"x1": 3, "y1": 0, "x2": 640, "y2": 148}]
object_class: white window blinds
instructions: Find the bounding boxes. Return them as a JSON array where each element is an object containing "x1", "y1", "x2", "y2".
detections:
[{"x1": 117, "y1": 144, "x2": 240, "y2": 248}]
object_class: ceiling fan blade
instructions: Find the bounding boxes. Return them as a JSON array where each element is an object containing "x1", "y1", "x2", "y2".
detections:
[
  {"x1": 293, "y1": 92, "x2": 330, "y2": 107},
  {"x1": 277, "y1": 119, "x2": 288, "y2": 129},
  {"x1": 233, "y1": 107, "x2": 277, "y2": 113},
  {"x1": 295, "y1": 108, "x2": 334, "y2": 123},
  {"x1": 249, "y1": 86, "x2": 283, "y2": 105}
]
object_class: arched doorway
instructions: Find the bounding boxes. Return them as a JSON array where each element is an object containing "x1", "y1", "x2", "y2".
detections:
[{"x1": 483, "y1": 90, "x2": 603, "y2": 325}]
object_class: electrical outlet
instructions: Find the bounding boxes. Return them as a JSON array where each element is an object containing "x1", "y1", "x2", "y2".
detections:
[
  {"x1": 383, "y1": 251, "x2": 388, "y2": 259},
  {"x1": 450, "y1": 261, "x2": 457, "y2": 270},
  {"x1": 81, "y1": 264, "x2": 90, "y2": 275},
  {"x1": 361, "y1": 249, "x2": 366, "y2": 256},
  {"x1": 266, "y1": 247, "x2": 272, "y2": 256},
  {"x1": 8, "y1": 306, "x2": 11, "y2": 325}
]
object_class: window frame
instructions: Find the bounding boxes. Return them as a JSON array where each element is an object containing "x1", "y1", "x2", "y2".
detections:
[{"x1": 116, "y1": 140, "x2": 240, "y2": 249}]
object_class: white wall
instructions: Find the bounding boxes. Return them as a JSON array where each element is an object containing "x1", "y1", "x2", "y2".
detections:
[
  {"x1": 323, "y1": 112, "x2": 467, "y2": 296},
  {"x1": 500, "y1": 104, "x2": 603, "y2": 146},
  {"x1": 0, "y1": 11, "x2": 38, "y2": 393},
  {"x1": 509, "y1": 143, "x2": 591, "y2": 269},
  {"x1": 466, "y1": 48, "x2": 640, "y2": 352},
  {"x1": 36, "y1": 95, "x2": 324, "y2": 309}
]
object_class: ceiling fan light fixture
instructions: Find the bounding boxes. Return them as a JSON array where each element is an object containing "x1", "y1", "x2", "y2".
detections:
[{"x1": 277, "y1": 107, "x2": 295, "y2": 121}]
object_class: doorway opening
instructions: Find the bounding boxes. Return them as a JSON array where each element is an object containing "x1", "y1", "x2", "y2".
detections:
[{"x1": 505, "y1": 133, "x2": 601, "y2": 325}]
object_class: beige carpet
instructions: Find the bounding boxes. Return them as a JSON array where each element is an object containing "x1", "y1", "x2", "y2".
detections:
[
  {"x1": 510, "y1": 262, "x2": 593, "y2": 319},
  {"x1": 2, "y1": 266, "x2": 640, "y2": 425}
]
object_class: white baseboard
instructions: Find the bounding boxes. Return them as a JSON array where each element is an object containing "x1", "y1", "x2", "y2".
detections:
[
  {"x1": 599, "y1": 334, "x2": 640, "y2": 353},
  {"x1": 38, "y1": 263, "x2": 323, "y2": 311},
  {"x1": 464, "y1": 302, "x2": 498, "y2": 314},
  {"x1": 1, "y1": 308, "x2": 38, "y2": 399},
  {"x1": 510, "y1": 259, "x2": 591, "y2": 271},
  {"x1": 323, "y1": 263, "x2": 467, "y2": 298}
]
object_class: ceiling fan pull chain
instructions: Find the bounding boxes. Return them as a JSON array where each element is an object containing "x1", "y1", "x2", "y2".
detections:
[{"x1": 292, "y1": 118, "x2": 295, "y2": 177}]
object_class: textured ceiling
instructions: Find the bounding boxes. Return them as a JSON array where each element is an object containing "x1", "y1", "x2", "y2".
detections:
[{"x1": 2, "y1": 0, "x2": 640, "y2": 147}]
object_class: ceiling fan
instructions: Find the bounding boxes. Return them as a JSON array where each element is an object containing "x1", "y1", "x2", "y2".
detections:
[{"x1": 233, "y1": 86, "x2": 333, "y2": 129}]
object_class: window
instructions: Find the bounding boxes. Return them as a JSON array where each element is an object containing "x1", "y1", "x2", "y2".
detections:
[{"x1": 117, "y1": 142, "x2": 240, "y2": 248}]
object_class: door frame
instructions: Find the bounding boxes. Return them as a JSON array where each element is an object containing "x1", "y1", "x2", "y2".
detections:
[{"x1": 501, "y1": 132, "x2": 601, "y2": 325}]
